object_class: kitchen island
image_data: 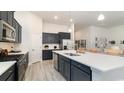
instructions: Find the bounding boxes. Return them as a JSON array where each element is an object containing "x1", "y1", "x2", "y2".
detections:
[{"x1": 53, "y1": 50, "x2": 124, "y2": 81}]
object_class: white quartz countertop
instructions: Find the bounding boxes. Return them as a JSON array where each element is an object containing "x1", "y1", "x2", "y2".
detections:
[
  {"x1": 8, "y1": 51, "x2": 28, "y2": 55},
  {"x1": 0, "y1": 61, "x2": 16, "y2": 76},
  {"x1": 53, "y1": 50, "x2": 124, "y2": 72}
]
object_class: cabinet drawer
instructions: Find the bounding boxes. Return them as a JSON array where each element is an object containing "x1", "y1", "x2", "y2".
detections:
[
  {"x1": 71, "y1": 60, "x2": 91, "y2": 74},
  {"x1": 59, "y1": 55, "x2": 70, "y2": 63},
  {"x1": 71, "y1": 65, "x2": 91, "y2": 81},
  {"x1": 0, "y1": 65, "x2": 15, "y2": 81}
]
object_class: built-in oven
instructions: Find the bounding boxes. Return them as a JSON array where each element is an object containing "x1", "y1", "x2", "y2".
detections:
[{"x1": 0, "y1": 20, "x2": 16, "y2": 42}]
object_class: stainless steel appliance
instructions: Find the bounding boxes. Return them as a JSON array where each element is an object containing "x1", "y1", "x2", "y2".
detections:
[
  {"x1": 53, "y1": 53, "x2": 58, "y2": 70},
  {"x1": 0, "y1": 20, "x2": 16, "y2": 42}
]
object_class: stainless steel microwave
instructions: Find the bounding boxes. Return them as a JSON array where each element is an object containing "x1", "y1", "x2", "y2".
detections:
[{"x1": 0, "y1": 20, "x2": 16, "y2": 42}]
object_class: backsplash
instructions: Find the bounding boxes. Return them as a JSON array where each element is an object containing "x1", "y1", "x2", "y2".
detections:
[{"x1": 0, "y1": 42, "x2": 15, "y2": 51}]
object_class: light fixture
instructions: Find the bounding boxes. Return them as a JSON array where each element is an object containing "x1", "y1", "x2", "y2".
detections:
[
  {"x1": 97, "y1": 14, "x2": 105, "y2": 21},
  {"x1": 54, "y1": 16, "x2": 58, "y2": 20},
  {"x1": 70, "y1": 18, "x2": 73, "y2": 22},
  {"x1": 68, "y1": 29, "x2": 72, "y2": 32}
]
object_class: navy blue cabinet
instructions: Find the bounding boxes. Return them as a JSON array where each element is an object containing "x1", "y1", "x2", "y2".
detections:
[
  {"x1": 0, "y1": 11, "x2": 14, "y2": 26},
  {"x1": 43, "y1": 33, "x2": 59, "y2": 44},
  {"x1": 7, "y1": 11, "x2": 14, "y2": 26},
  {"x1": 71, "y1": 65, "x2": 91, "y2": 81},
  {"x1": 0, "y1": 11, "x2": 8, "y2": 23},
  {"x1": 58, "y1": 55, "x2": 70, "y2": 80},
  {"x1": 0, "y1": 11, "x2": 22, "y2": 43},
  {"x1": 71, "y1": 60, "x2": 92, "y2": 81},
  {"x1": 42, "y1": 50, "x2": 53, "y2": 60},
  {"x1": 12, "y1": 18, "x2": 22, "y2": 43},
  {"x1": 59, "y1": 32, "x2": 70, "y2": 40},
  {"x1": 58, "y1": 55, "x2": 92, "y2": 81}
]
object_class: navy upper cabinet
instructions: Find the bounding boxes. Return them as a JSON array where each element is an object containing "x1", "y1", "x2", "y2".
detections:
[
  {"x1": 7, "y1": 11, "x2": 14, "y2": 26},
  {"x1": 43, "y1": 33, "x2": 59, "y2": 44},
  {"x1": 0, "y1": 11, "x2": 8, "y2": 22},
  {"x1": 59, "y1": 32, "x2": 70, "y2": 40},
  {"x1": 43, "y1": 32, "x2": 70, "y2": 44},
  {"x1": 12, "y1": 18, "x2": 22, "y2": 43},
  {"x1": 0, "y1": 11, "x2": 22, "y2": 43},
  {"x1": 0, "y1": 11, "x2": 14, "y2": 26}
]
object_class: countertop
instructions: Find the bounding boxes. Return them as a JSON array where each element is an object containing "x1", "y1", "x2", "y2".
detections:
[
  {"x1": 53, "y1": 50, "x2": 124, "y2": 72},
  {"x1": 0, "y1": 61, "x2": 16, "y2": 76},
  {"x1": 8, "y1": 51, "x2": 28, "y2": 55},
  {"x1": 42, "y1": 49, "x2": 61, "y2": 50}
]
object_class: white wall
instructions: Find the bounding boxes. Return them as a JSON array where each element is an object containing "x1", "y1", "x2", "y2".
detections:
[
  {"x1": 43, "y1": 22, "x2": 69, "y2": 33},
  {"x1": 109, "y1": 25, "x2": 124, "y2": 49},
  {"x1": 14, "y1": 11, "x2": 43, "y2": 63},
  {"x1": 75, "y1": 26, "x2": 110, "y2": 48},
  {"x1": 89, "y1": 26, "x2": 110, "y2": 48}
]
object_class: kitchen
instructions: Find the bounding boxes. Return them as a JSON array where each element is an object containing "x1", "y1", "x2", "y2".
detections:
[{"x1": 1, "y1": 11, "x2": 124, "y2": 81}]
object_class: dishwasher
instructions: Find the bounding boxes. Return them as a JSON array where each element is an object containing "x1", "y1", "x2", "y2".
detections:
[{"x1": 53, "y1": 53, "x2": 58, "y2": 71}]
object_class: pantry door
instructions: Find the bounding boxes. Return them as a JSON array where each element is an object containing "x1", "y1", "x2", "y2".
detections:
[{"x1": 31, "y1": 34, "x2": 42, "y2": 63}]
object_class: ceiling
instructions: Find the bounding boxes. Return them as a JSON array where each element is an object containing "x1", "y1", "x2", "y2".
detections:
[{"x1": 32, "y1": 11, "x2": 124, "y2": 30}]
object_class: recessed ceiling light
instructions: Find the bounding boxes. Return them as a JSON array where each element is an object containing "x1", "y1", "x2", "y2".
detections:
[
  {"x1": 68, "y1": 29, "x2": 72, "y2": 32},
  {"x1": 97, "y1": 14, "x2": 105, "y2": 21},
  {"x1": 54, "y1": 16, "x2": 58, "y2": 20},
  {"x1": 70, "y1": 18, "x2": 73, "y2": 22}
]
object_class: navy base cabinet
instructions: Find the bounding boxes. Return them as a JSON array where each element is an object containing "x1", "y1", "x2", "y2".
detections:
[
  {"x1": 58, "y1": 55, "x2": 70, "y2": 81},
  {"x1": 71, "y1": 65, "x2": 91, "y2": 81},
  {"x1": 58, "y1": 55, "x2": 92, "y2": 81},
  {"x1": 71, "y1": 60, "x2": 92, "y2": 81},
  {"x1": 42, "y1": 50, "x2": 53, "y2": 60}
]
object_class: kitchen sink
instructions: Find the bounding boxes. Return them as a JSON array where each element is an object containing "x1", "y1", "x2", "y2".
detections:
[{"x1": 64, "y1": 53, "x2": 80, "y2": 56}]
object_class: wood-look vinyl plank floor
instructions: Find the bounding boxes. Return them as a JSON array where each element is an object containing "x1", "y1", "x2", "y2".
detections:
[{"x1": 23, "y1": 60, "x2": 66, "y2": 81}]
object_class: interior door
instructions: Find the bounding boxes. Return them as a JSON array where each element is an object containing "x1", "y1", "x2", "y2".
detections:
[{"x1": 31, "y1": 34, "x2": 42, "y2": 63}]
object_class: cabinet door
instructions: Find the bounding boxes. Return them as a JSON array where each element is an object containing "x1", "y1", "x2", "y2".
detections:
[
  {"x1": 58, "y1": 55, "x2": 71, "y2": 80},
  {"x1": 59, "y1": 32, "x2": 70, "y2": 39},
  {"x1": 13, "y1": 18, "x2": 22, "y2": 43},
  {"x1": 58, "y1": 57, "x2": 64, "y2": 76},
  {"x1": 71, "y1": 65, "x2": 91, "y2": 81},
  {"x1": 18, "y1": 24, "x2": 22, "y2": 43},
  {"x1": 7, "y1": 11, "x2": 14, "y2": 26},
  {"x1": 0, "y1": 11, "x2": 8, "y2": 22},
  {"x1": 43, "y1": 33, "x2": 59, "y2": 44},
  {"x1": 64, "y1": 61, "x2": 70, "y2": 80},
  {"x1": 13, "y1": 19, "x2": 18, "y2": 42},
  {"x1": 42, "y1": 50, "x2": 52, "y2": 60}
]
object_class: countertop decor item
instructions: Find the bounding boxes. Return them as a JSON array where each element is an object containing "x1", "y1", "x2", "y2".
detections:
[
  {"x1": 44, "y1": 45, "x2": 49, "y2": 49},
  {"x1": 0, "y1": 49, "x2": 8, "y2": 56},
  {"x1": 54, "y1": 46, "x2": 57, "y2": 49}
]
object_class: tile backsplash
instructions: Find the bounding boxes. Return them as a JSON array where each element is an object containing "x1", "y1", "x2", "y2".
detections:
[{"x1": 0, "y1": 42, "x2": 14, "y2": 51}]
